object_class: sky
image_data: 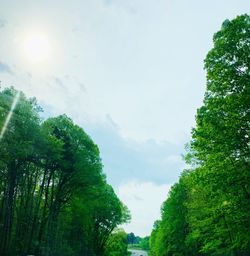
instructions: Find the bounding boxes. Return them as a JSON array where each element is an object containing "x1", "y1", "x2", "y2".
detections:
[{"x1": 0, "y1": 0, "x2": 249, "y2": 236}]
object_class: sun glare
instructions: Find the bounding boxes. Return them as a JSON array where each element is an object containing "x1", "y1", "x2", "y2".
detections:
[{"x1": 23, "y1": 33, "x2": 50, "y2": 62}]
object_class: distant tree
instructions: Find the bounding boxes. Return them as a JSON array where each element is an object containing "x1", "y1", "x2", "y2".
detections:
[{"x1": 127, "y1": 233, "x2": 136, "y2": 244}]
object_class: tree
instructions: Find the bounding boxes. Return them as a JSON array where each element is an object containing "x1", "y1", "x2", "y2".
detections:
[
  {"x1": 127, "y1": 233, "x2": 136, "y2": 244},
  {"x1": 139, "y1": 236, "x2": 150, "y2": 251},
  {"x1": 105, "y1": 229, "x2": 130, "y2": 256},
  {"x1": 188, "y1": 14, "x2": 250, "y2": 255},
  {"x1": 150, "y1": 14, "x2": 250, "y2": 256},
  {"x1": 149, "y1": 173, "x2": 197, "y2": 256},
  {"x1": 0, "y1": 87, "x2": 130, "y2": 256},
  {"x1": 91, "y1": 184, "x2": 131, "y2": 255},
  {"x1": 0, "y1": 87, "x2": 42, "y2": 256}
]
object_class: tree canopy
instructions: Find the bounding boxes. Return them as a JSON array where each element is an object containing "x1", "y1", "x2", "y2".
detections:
[
  {"x1": 149, "y1": 14, "x2": 250, "y2": 256},
  {"x1": 0, "y1": 87, "x2": 130, "y2": 256}
]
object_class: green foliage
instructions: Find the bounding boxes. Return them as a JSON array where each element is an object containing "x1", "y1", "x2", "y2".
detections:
[
  {"x1": 127, "y1": 232, "x2": 142, "y2": 245},
  {"x1": 0, "y1": 87, "x2": 130, "y2": 256},
  {"x1": 139, "y1": 236, "x2": 150, "y2": 251},
  {"x1": 127, "y1": 234, "x2": 149, "y2": 251},
  {"x1": 149, "y1": 174, "x2": 197, "y2": 256},
  {"x1": 105, "y1": 229, "x2": 130, "y2": 256},
  {"x1": 149, "y1": 14, "x2": 250, "y2": 256}
]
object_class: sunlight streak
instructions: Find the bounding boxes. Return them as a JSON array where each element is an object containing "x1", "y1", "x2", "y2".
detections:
[{"x1": 0, "y1": 91, "x2": 21, "y2": 140}]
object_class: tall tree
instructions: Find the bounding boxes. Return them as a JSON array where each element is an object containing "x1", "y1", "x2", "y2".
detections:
[
  {"x1": 0, "y1": 87, "x2": 130, "y2": 256},
  {"x1": 0, "y1": 87, "x2": 42, "y2": 256},
  {"x1": 150, "y1": 14, "x2": 250, "y2": 256},
  {"x1": 188, "y1": 14, "x2": 250, "y2": 255}
]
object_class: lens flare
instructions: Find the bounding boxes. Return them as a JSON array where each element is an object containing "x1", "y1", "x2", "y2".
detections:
[{"x1": 0, "y1": 91, "x2": 21, "y2": 140}]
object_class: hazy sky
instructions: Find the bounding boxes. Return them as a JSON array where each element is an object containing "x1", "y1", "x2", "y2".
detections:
[{"x1": 0, "y1": 0, "x2": 249, "y2": 236}]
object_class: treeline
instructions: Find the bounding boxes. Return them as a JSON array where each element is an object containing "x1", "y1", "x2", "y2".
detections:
[
  {"x1": 0, "y1": 87, "x2": 130, "y2": 256},
  {"x1": 127, "y1": 232, "x2": 149, "y2": 251},
  {"x1": 150, "y1": 14, "x2": 250, "y2": 256}
]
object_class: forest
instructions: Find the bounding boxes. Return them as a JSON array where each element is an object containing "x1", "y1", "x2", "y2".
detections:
[
  {"x1": 0, "y1": 87, "x2": 130, "y2": 256},
  {"x1": 149, "y1": 14, "x2": 250, "y2": 256}
]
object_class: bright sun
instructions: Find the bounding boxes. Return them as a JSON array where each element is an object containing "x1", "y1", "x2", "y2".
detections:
[{"x1": 23, "y1": 33, "x2": 50, "y2": 62}]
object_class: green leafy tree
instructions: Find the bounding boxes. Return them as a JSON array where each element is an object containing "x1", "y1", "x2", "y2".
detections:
[
  {"x1": 105, "y1": 229, "x2": 130, "y2": 256},
  {"x1": 150, "y1": 14, "x2": 250, "y2": 256},
  {"x1": 0, "y1": 87, "x2": 42, "y2": 256},
  {"x1": 139, "y1": 236, "x2": 150, "y2": 251},
  {"x1": 149, "y1": 173, "x2": 197, "y2": 256},
  {"x1": 188, "y1": 14, "x2": 250, "y2": 255},
  {"x1": 0, "y1": 87, "x2": 130, "y2": 256}
]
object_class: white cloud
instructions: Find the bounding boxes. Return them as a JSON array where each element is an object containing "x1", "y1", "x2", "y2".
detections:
[
  {"x1": 82, "y1": 120, "x2": 186, "y2": 186},
  {"x1": 117, "y1": 180, "x2": 172, "y2": 237}
]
